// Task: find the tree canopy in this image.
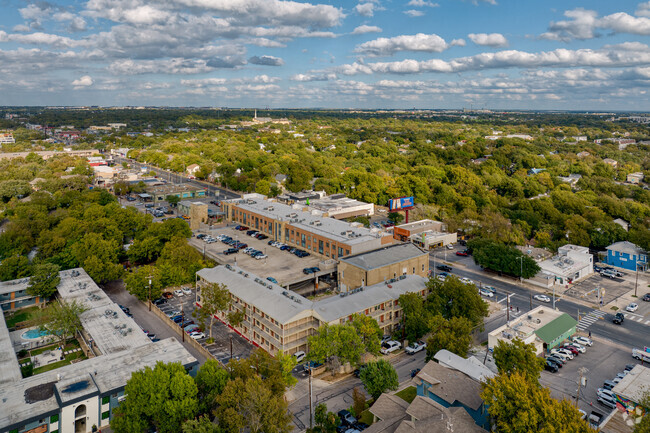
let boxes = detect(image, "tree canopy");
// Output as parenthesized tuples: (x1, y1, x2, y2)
(359, 359, 399, 400)
(493, 339, 546, 382)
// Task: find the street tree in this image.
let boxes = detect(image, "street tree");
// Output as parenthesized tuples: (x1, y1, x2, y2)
(194, 359, 230, 415)
(182, 415, 221, 433)
(27, 263, 61, 299)
(196, 282, 231, 339)
(493, 339, 545, 381)
(351, 313, 382, 354)
(633, 390, 650, 433)
(37, 299, 88, 347)
(387, 212, 405, 224)
(468, 239, 540, 278)
(359, 359, 399, 400)
(310, 403, 340, 433)
(481, 372, 590, 433)
(166, 195, 181, 207)
(123, 265, 163, 301)
(308, 323, 364, 367)
(112, 361, 199, 433)
(398, 292, 431, 343)
(425, 315, 473, 360)
(426, 277, 489, 328)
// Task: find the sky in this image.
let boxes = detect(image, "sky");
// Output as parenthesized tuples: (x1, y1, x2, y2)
(2, 0, 650, 109)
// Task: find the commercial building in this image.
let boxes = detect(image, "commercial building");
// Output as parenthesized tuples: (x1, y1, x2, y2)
(221, 194, 394, 259)
(178, 200, 208, 230)
(606, 241, 648, 272)
(145, 183, 207, 203)
(0, 149, 100, 161)
(277, 191, 374, 219)
(410, 230, 457, 250)
(488, 306, 577, 354)
(0, 269, 197, 433)
(196, 264, 429, 356)
(528, 244, 594, 288)
(611, 364, 650, 415)
(393, 219, 446, 242)
(337, 243, 429, 292)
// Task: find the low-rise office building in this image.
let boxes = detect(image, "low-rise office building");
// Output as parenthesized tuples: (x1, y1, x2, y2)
(0, 269, 198, 433)
(145, 183, 206, 203)
(488, 306, 577, 354)
(410, 230, 457, 250)
(196, 264, 429, 356)
(611, 364, 650, 415)
(393, 219, 446, 242)
(606, 241, 648, 272)
(337, 243, 429, 291)
(221, 194, 393, 259)
(528, 244, 593, 288)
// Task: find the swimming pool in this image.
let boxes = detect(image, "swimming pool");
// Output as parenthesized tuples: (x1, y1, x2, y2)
(21, 329, 50, 340)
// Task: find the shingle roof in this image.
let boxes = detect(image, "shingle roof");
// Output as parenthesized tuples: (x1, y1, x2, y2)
(370, 393, 410, 421)
(534, 313, 577, 344)
(339, 243, 427, 271)
(415, 361, 484, 411)
(607, 241, 646, 255)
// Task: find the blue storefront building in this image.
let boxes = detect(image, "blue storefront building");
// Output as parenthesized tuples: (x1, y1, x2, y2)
(606, 241, 648, 272)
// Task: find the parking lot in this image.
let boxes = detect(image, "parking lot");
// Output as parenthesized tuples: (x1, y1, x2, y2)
(192, 225, 336, 288)
(154, 286, 255, 363)
(565, 271, 638, 306)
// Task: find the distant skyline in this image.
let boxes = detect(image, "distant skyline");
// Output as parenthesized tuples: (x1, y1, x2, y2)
(2, 0, 650, 110)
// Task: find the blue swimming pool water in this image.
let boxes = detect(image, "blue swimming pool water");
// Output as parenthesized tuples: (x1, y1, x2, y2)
(22, 329, 50, 340)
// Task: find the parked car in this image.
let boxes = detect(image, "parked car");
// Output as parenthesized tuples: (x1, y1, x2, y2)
(600, 269, 618, 279)
(190, 331, 206, 340)
(224, 248, 239, 255)
(410, 368, 421, 378)
(545, 361, 559, 373)
(626, 303, 638, 312)
(172, 315, 184, 323)
(556, 348, 575, 359)
(533, 294, 551, 303)
(405, 341, 426, 354)
(380, 341, 402, 355)
(338, 410, 356, 427)
(266, 277, 279, 284)
(174, 289, 184, 297)
(643, 293, 650, 302)
(564, 342, 586, 353)
(303, 267, 315, 275)
(436, 265, 452, 272)
(153, 298, 167, 305)
(162, 291, 173, 299)
(456, 250, 469, 256)
(602, 380, 616, 391)
(446, 244, 454, 250)
(561, 345, 579, 356)
(572, 336, 593, 346)
(550, 350, 569, 362)
(597, 394, 617, 409)
(613, 312, 625, 324)
(181, 320, 194, 328)
(293, 351, 306, 363)
(182, 287, 192, 295)
(546, 357, 563, 368)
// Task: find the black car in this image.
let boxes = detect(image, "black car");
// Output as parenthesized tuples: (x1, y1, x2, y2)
(546, 357, 563, 368)
(153, 298, 166, 305)
(224, 248, 239, 255)
(338, 410, 356, 427)
(613, 312, 625, 324)
(354, 422, 370, 431)
(642, 293, 650, 302)
(436, 265, 452, 272)
(545, 361, 559, 373)
(196, 234, 206, 239)
(410, 368, 421, 378)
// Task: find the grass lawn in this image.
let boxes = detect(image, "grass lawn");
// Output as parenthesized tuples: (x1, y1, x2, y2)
(32, 351, 86, 375)
(4, 305, 40, 328)
(359, 409, 374, 426)
(395, 386, 417, 404)
(30, 339, 77, 356)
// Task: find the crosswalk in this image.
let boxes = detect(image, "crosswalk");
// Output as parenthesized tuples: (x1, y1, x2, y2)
(623, 312, 650, 325)
(576, 310, 606, 331)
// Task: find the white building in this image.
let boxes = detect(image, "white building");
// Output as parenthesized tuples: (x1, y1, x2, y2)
(528, 244, 593, 288)
(0, 133, 16, 144)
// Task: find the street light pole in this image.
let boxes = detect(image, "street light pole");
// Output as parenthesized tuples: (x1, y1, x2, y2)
(635, 263, 639, 297)
(148, 278, 152, 311)
(518, 256, 523, 284)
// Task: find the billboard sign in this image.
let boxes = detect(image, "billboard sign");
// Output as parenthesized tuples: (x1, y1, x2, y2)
(389, 196, 414, 211)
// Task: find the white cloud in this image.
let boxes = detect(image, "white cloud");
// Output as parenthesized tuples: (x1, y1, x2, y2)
(72, 75, 93, 87)
(108, 58, 220, 75)
(637, 2, 650, 17)
(352, 25, 382, 35)
(468, 32, 508, 47)
(407, 0, 438, 7)
(450, 38, 466, 46)
(355, 33, 448, 56)
(404, 10, 425, 17)
(542, 7, 650, 41)
(355, 2, 377, 17)
(248, 55, 284, 66)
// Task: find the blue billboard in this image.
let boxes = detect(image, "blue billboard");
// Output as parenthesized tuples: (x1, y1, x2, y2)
(389, 196, 414, 210)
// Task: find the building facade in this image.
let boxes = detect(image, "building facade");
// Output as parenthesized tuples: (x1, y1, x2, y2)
(393, 219, 446, 242)
(607, 241, 648, 271)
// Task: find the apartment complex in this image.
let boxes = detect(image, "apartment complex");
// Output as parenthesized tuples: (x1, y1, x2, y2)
(221, 194, 393, 259)
(337, 243, 429, 291)
(196, 265, 429, 356)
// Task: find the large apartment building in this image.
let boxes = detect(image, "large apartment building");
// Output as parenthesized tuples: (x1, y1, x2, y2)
(196, 265, 429, 356)
(221, 194, 393, 259)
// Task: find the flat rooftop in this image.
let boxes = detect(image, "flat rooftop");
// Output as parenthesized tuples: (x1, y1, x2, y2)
(339, 243, 427, 271)
(613, 364, 650, 402)
(395, 219, 442, 231)
(539, 255, 590, 278)
(490, 306, 563, 340)
(307, 196, 373, 211)
(228, 195, 388, 245)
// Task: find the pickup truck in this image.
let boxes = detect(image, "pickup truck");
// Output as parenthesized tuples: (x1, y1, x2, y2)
(380, 341, 401, 355)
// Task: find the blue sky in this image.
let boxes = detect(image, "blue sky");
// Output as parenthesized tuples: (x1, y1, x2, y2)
(2, 0, 650, 109)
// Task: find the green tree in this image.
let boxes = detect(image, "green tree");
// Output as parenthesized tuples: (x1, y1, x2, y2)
(351, 313, 382, 354)
(359, 359, 399, 400)
(196, 282, 231, 339)
(37, 299, 88, 346)
(255, 179, 271, 196)
(27, 263, 61, 299)
(426, 277, 488, 328)
(425, 315, 473, 359)
(307, 323, 365, 367)
(398, 292, 431, 342)
(481, 372, 590, 433)
(311, 403, 340, 433)
(387, 212, 405, 224)
(128, 236, 164, 263)
(0, 180, 31, 202)
(194, 359, 230, 415)
(167, 195, 181, 207)
(112, 361, 199, 433)
(493, 339, 545, 382)
(123, 265, 163, 301)
(182, 415, 221, 433)
(633, 391, 650, 433)
(468, 239, 540, 279)
(113, 181, 130, 196)
(352, 387, 367, 418)
(0, 254, 31, 281)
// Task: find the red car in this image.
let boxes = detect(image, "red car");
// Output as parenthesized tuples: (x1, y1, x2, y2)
(456, 250, 469, 256)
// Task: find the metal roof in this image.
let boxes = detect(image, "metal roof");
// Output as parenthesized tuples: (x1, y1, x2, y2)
(607, 241, 646, 255)
(534, 313, 577, 344)
(339, 243, 427, 271)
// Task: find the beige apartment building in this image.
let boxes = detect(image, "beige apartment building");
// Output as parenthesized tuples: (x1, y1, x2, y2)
(196, 265, 429, 356)
(221, 194, 394, 259)
(337, 243, 429, 292)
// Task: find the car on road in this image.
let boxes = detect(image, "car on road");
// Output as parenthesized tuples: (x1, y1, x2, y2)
(174, 289, 184, 297)
(405, 341, 426, 354)
(478, 288, 494, 297)
(436, 272, 448, 281)
(533, 294, 551, 303)
(460, 277, 474, 285)
(572, 336, 593, 346)
(545, 361, 559, 373)
(643, 293, 650, 302)
(436, 265, 452, 272)
(410, 368, 421, 378)
(224, 248, 239, 255)
(626, 303, 638, 312)
(483, 286, 497, 294)
(338, 410, 357, 427)
(456, 250, 469, 256)
(190, 332, 206, 340)
(182, 287, 192, 295)
(380, 341, 402, 355)
(613, 312, 625, 324)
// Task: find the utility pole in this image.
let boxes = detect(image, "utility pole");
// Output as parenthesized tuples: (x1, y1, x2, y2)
(576, 367, 588, 408)
(518, 256, 523, 284)
(506, 293, 510, 322)
(148, 277, 152, 311)
(230, 335, 233, 360)
(181, 303, 185, 342)
(309, 367, 313, 429)
(634, 263, 639, 297)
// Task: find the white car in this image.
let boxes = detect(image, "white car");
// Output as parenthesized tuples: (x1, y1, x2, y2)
(174, 289, 184, 297)
(380, 341, 402, 355)
(550, 350, 569, 361)
(293, 351, 306, 363)
(626, 303, 638, 313)
(254, 254, 268, 260)
(556, 348, 574, 360)
(478, 288, 494, 298)
(446, 244, 454, 250)
(460, 277, 474, 285)
(534, 294, 551, 303)
(405, 341, 426, 354)
(572, 336, 593, 347)
(190, 332, 205, 340)
(182, 287, 192, 295)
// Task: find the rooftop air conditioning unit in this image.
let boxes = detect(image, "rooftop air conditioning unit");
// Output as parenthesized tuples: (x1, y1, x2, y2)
(310, 221, 314, 225)
(268, 207, 274, 211)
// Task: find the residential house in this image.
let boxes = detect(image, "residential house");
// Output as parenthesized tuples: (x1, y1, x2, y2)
(627, 172, 644, 184)
(613, 218, 629, 232)
(186, 164, 201, 177)
(606, 241, 648, 272)
(603, 158, 618, 168)
(577, 151, 591, 158)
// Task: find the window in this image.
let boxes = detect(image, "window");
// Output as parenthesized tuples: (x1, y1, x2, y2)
(413, 267, 415, 274)
(50, 414, 59, 423)
(338, 247, 344, 257)
(102, 396, 110, 405)
(319, 240, 324, 254)
(301, 234, 306, 247)
(102, 411, 110, 420)
(422, 264, 425, 271)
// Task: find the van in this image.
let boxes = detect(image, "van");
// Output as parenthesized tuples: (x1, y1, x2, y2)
(603, 380, 616, 391)
(293, 351, 306, 363)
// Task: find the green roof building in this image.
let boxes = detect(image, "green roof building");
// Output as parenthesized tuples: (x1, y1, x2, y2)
(534, 313, 578, 350)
